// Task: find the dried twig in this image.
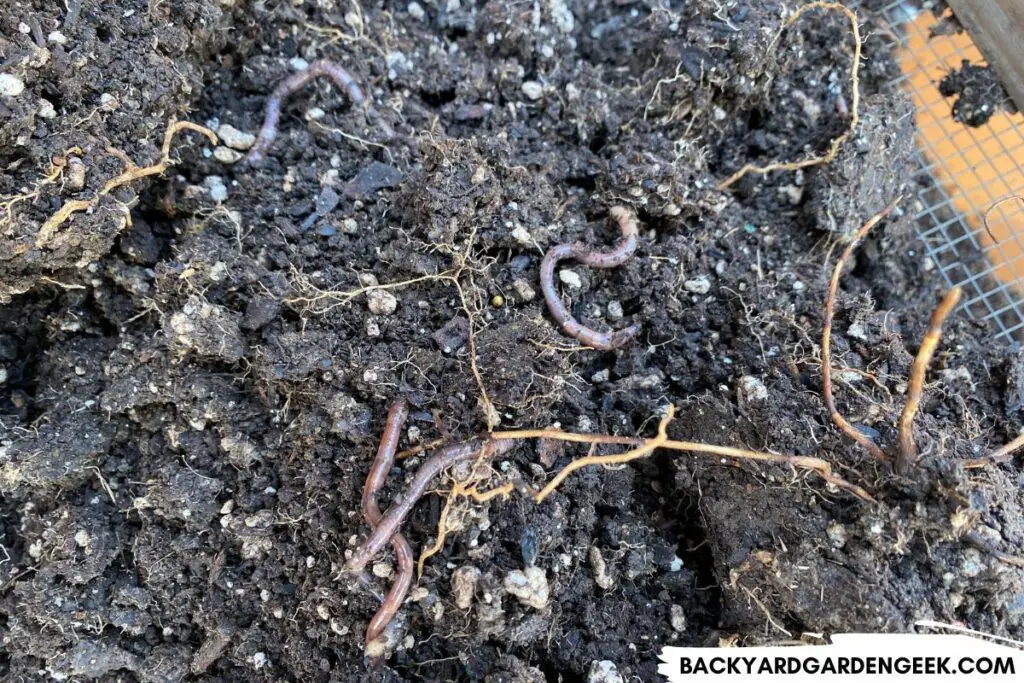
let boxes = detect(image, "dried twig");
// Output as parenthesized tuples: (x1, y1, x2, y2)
(717, 2, 862, 190)
(821, 197, 901, 462)
(896, 287, 962, 472)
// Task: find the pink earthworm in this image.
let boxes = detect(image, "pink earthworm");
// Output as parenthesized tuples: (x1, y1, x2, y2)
(540, 206, 642, 351)
(360, 400, 414, 644)
(346, 437, 517, 574)
(246, 59, 366, 164)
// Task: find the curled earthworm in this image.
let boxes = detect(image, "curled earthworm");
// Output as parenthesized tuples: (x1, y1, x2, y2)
(246, 59, 367, 164)
(360, 400, 414, 644)
(540, 206, 642, 351)
(346, 437, 516, 574)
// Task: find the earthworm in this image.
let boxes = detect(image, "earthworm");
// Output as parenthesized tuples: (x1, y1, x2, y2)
(246, 59, 366, 164)
(346, 437, 517, 573)
(361, 400, 414, 644)
(540, 206, 642, 351)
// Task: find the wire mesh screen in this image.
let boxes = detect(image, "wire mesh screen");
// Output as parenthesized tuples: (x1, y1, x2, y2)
(870, 2, 1024, 340)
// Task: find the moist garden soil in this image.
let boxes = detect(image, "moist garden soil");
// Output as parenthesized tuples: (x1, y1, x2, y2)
(2, 1, 1024, 681)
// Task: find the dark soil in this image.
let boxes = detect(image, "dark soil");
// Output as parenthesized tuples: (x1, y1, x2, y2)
(3, 1, 1024, 681)
(939, 60, 1018, 127)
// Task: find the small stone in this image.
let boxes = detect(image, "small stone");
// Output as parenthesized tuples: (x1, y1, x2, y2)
(366, 321, 381, 337)
(66, 157, 86, 191)
(366, 290, 398, 315)
(305, 107, 326, 121)
(372, 561, 393, 578)
(589, 546, 614, 590)
(961, 548, 984, 578)
(289, 56, 310, 71)
(684, 276, 711, 294)
(48, 31, 68, 45)
(217, 124, 256, 151)
(490, 294, 505, 308)
(74, 529, 91, 548)
(791, 279, 806, 292)
(0, 367, 7, 384)
(669, 604, 687, 633)
(214, 146, 243, 164)
(511, 226, 531, 245)
(471, 165, 487, 184)
(0, 74, 26, 97)
(606, 301, 623, 320)
(739, 375, 768, 402)
(503, 566, 549, 609)
(451, 565, 480, 610)
(779, 184, 804, 205)
(847, 322, 868, 341)
(342, 218, 359, 234)
(37, 98, 56, 118)
(205, 176, 228, 202)
(512, 278, 535, 302)
(99, 93, 119, 112)
(407, 1, 425, 20)
(826, 522, 847, 548)
(588, 660, 624, 683)
(521, 81, 544, 100)
(559, 269, 582, 290)
(591, 369, 610, 383)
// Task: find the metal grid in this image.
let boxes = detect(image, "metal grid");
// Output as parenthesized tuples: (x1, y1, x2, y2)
(870, 1, 1024, 340)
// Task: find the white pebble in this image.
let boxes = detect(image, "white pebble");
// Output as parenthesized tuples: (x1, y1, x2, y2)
(451, 565, 481, 610)
(739, 375, 768, 402)
(588, 660, 624, 683)
(407, 1, 425, 20)
(684, 276, 711, 294)
(217, 124, 256, 151)
(512, 278, 535, 302)
(289, 57, 309, 71)
(48, 31, 68, 45)
(0, 74, 26, 98)
(511, 226, 531, 245)
(99, 93, 119, 112)
(37, 98, 56, 119)
(213, 146, 243, 164)
(366, 290, 398, 315)
(606, 300, 623, 320)
(670, 604, 687, 632)
(305, 107, 326, 121)
(503, 566, 549, 609)
(521, 81, 544, 100)
(559, 269, 582, 290)
(205, 176, 228, 202)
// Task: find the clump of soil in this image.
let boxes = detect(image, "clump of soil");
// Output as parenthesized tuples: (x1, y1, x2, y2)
(939, 59, 1018, 127)
(2, 2, 1024, 681)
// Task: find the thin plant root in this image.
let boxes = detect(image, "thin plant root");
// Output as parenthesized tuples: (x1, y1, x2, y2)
(821, 197, 901, 462)
(492, 417, 874, 503)
(717, 1, 862, 190)
(35, 121, 216, 248)
(965, 532, 1024, 568)
(99, 121, 217, 195)
(34, 199, 92, 248)
(540, 206, 642, 350)
(246, 59, 367, 164)
(416, 472, 514, 578)
(963, 432, 1024, 468)
(896, 287, 962, 472)
(534, 406, 675, 503)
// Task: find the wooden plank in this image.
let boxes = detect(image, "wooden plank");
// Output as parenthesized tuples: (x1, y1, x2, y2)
(945, 0, 1024, 114)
